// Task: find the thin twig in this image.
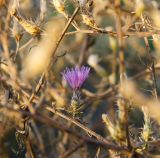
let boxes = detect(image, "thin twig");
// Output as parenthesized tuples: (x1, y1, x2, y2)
(46, 106, 130, 155)
(19, 38, 34, 51)
(65, 29, 160, 38)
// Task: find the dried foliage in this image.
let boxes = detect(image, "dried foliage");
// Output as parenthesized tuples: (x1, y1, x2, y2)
(1, 0, 160, 158)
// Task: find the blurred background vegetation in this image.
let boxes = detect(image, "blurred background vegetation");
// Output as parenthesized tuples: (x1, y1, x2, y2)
(1, 0, 160, 157)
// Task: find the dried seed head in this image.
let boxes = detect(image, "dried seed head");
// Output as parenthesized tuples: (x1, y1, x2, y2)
(82, 13, 96, 28)
(52, 0, 65, 14)
(20, 19, 41, 36)
(141, 106, 152, 142)
(117, 98, 126, 124)
(102, 114, 116, 140)
(141, 125, 151, 142)
(11, 9, 42, 36)
(116, 98, 127, 143)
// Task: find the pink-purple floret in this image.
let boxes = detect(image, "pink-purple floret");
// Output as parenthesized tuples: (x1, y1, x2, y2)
(62, 66, 90, 90)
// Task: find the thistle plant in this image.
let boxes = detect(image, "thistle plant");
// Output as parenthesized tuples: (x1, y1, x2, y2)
(141, 107, 152, 142)
(62, 66, 90, 119)
(2, 0, 160, 157)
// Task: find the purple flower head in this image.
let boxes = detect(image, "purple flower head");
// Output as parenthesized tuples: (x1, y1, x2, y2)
(62, 66, 90, 90)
